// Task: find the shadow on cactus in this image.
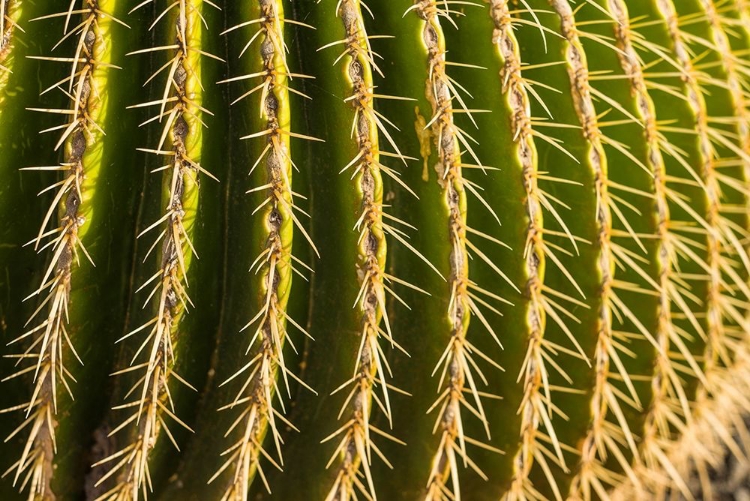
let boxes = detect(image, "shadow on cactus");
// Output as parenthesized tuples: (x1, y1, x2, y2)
(1, 0, 750, 500)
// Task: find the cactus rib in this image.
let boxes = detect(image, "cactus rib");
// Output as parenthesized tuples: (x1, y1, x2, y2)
(402, 2, 508, 499)
(541, 3, 635, 499)
(487, 3, 565, 500)
(317, 1, 410, 498)
(650, 1, 750, 497)
(599, 2, 711, 497)
(1, 1, 117, 496)
(94, 1, 218, 498)
(210, 1, 309, 498)
(651, 15, 726, 491)
(697, 0, 750, 359)
(554, 6, 633, 500)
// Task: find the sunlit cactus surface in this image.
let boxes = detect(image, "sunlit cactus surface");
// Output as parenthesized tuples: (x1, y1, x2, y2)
(2, 0, 750, 500)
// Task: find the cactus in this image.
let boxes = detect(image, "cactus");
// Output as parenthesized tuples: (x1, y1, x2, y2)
(2, 0, 750, 500)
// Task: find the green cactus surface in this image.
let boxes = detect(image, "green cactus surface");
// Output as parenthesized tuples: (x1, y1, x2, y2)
(2, 1, 750, 500)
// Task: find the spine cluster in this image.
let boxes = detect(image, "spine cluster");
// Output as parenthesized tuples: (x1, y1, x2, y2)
(0, 0, 18, 81)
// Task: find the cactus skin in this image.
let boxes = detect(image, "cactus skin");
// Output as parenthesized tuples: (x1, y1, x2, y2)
(2, 1, 750, 500)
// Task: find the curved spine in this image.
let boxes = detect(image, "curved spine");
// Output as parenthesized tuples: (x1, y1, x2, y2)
(210, 1, 305, 498)
(2, 1, 116, 496)
(94, 1, 218, 498)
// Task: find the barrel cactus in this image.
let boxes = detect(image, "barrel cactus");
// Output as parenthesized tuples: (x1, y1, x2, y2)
(2, 0, 750, 499)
